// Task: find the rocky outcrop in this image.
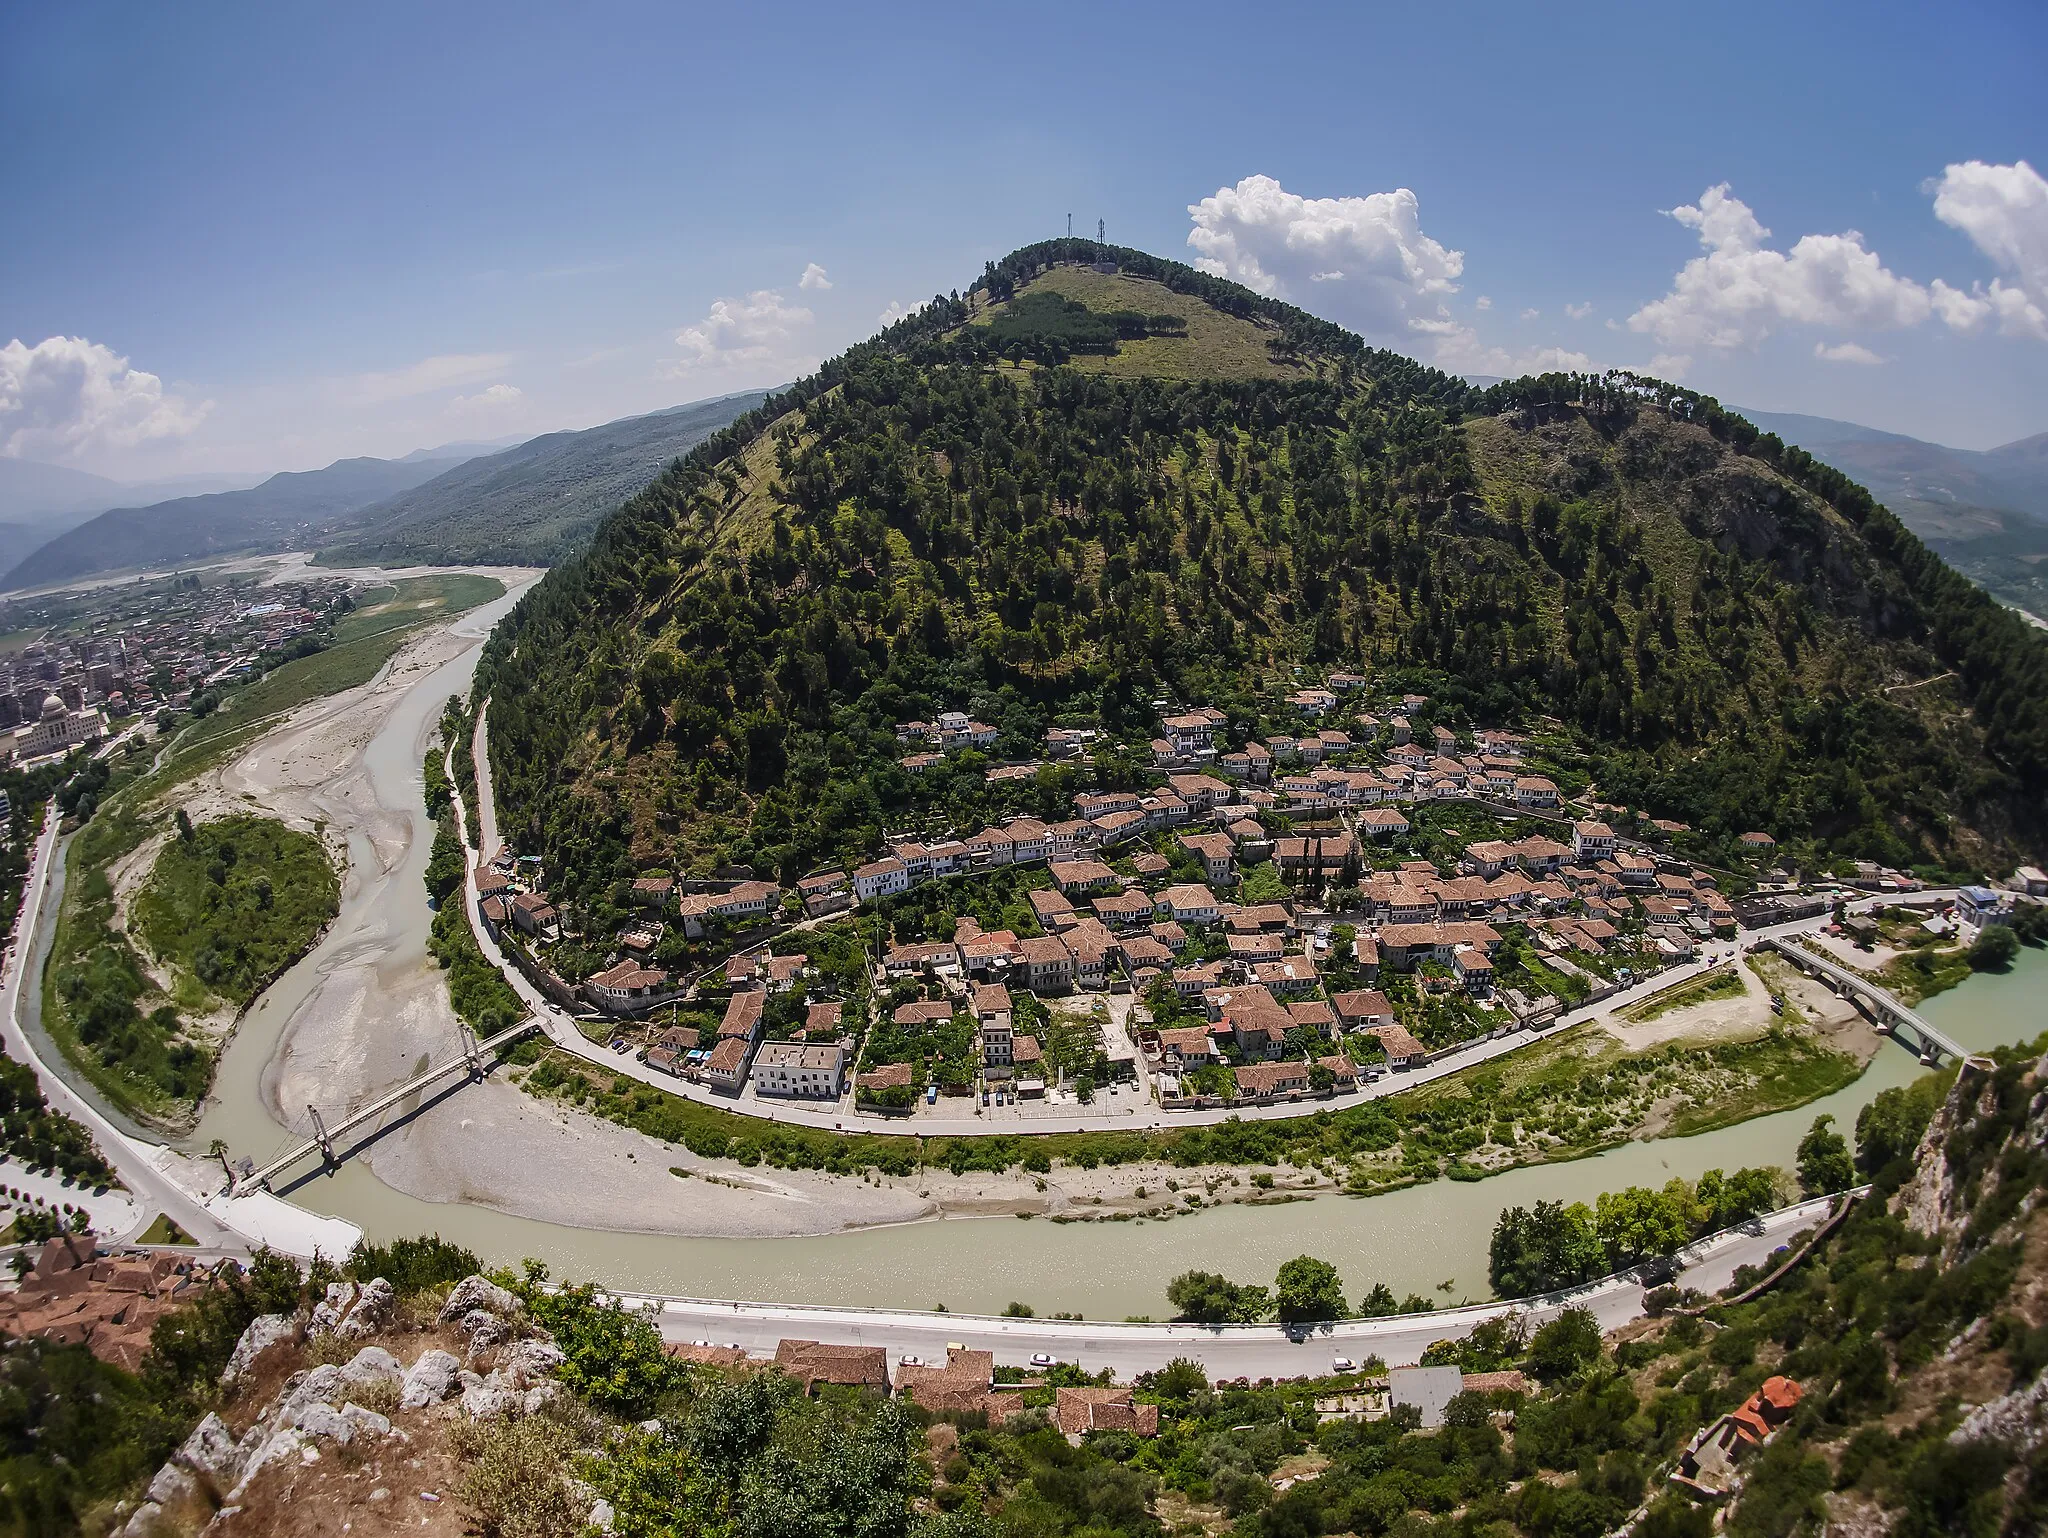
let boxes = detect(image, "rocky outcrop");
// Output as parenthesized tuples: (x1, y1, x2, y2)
(308, 1278, 397, 1341)
(400, 1348, 464, 1410)
(1898, 1052, 2048, 1258)
(1952, 1370, 2048, 1456)
(439, 1275, 521, 1322)
(220, 1314, 297, 1387)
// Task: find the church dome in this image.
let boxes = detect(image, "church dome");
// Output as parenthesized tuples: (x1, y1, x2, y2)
(40, 693, 65, 721)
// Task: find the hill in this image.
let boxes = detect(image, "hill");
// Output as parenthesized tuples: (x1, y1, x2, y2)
(0, 450, 484, 592)
(316, 390, 772, 568)
(475, 239, 2048, 900)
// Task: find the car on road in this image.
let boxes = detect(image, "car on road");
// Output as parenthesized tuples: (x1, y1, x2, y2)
(1332, 1357, 1355, 1373)
(1030, 1352, 1056, 1367)
(1284, 1324, 1309, 1342)
(898, 1354, 922, 1367)
(609, 1038, 629, 1052)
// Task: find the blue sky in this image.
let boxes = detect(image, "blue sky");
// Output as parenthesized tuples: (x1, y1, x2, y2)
(2, 0, 2044, 477)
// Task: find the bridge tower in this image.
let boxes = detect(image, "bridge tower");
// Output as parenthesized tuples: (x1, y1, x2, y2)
(308, 1105, 335, 1167)
(461, 1022, 484, 1080)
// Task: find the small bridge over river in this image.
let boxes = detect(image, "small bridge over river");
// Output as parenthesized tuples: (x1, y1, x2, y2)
(1755, 936, 1965, 1066)
(231, 1018, 538, 1193)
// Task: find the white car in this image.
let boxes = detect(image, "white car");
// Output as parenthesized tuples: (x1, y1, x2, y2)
(1030, 1352, 1056, 1367)
(1332, 1357, 1356, 1373)
(899, 1354, 922, 1367)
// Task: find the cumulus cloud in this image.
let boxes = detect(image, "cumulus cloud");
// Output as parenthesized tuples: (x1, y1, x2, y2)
(0, 335, 208, 461)
(449, 383, 526, 414)
(1926, 159, 2048, 340)
(1565, 301, 1595, 320)
(1420, 317, 1595, 377)
(876, 300, 910, 329)
(1628, 184, 1933, 349)
(1186, 174, 1463, 339)
(1814, 341, 1885, 365)
(1520, 308, 1540, 321)
(1475, 296, 1492, 311)
(346, 351, 512, 406)
(1650, 353, 1693, 380)
(799, 262, 833, 291)
(668, 290, 815, 377)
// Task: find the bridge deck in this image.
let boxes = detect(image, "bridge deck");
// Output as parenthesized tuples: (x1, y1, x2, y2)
(242, 1019, 537, 1190)
(1758, 936, 1965, 1062)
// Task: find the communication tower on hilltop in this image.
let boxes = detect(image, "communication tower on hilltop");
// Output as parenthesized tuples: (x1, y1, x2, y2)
(1097, 218, 1105, 242)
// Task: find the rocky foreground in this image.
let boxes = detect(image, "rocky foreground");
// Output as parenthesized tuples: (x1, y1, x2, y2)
(119, 1272, 594, 1538)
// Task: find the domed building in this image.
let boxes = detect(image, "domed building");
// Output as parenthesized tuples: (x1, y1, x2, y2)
(12, 691, 106, 763)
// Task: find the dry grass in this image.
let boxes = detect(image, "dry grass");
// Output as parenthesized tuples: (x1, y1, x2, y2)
(997, 268, 1308, 383)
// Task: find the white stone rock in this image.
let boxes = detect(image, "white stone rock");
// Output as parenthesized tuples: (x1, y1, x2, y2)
(309, 1281, 358, 1336)
(588, 1498, 616, 1533)
(340, 1404, 394, 1439)
(145, 1465, 198, 1507)
(175, 1412, 248, 1491)
(399, 1349, 463, 1410)
(279, 1365, 344, 1422)
(458, 1308, 509, 1350)
(460, 1382, 518, 1421)
(522, 1381, 562, 1417)
(220, 1314, 297, 1387)
(501, 1338, 566, 1385)
(340, 1346, 404, 1391)
(120, 1500, 164, 1538)
(439, 1274, 520, 1322)
(336, 1277, 396, 1340)
(294, 1403, 353, 1443)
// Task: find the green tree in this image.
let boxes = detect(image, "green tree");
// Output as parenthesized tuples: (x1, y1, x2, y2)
(1967, 924, 2019, 971)
(1526, 1305, 1603, 1382)
(1855, 1077, 1945, 1176)
(1490, 1200, 1604, 1296)
(1273, 1255, 1346, 1324)
(1595, 1185, 1693, 1269)
(1165, 1270, 1269, 1324)
(1796, 1114, 1856, 1198)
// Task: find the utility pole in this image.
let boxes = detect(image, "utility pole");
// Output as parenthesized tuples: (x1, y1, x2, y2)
(1067, 213, 1072, 238)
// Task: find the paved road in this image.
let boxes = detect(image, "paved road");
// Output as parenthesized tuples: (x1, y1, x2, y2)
(617, 1193, 1844, 1378)
(0, 809, 239, 1249)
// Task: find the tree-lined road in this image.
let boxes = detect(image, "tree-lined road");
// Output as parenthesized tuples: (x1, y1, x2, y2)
(616, 1193, 1846, 1378)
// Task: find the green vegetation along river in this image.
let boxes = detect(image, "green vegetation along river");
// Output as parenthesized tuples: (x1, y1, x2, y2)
(161, 558, 2048, 1314)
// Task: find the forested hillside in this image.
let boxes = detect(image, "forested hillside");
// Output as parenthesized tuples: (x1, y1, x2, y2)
(477, 240, 2048, 903)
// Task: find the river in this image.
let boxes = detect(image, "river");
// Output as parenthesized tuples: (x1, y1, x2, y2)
(153, 589, 2048, 1318)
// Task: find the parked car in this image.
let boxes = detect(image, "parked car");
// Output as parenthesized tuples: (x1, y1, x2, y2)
(1030, 1352, 1055, 1367)
(1332, 1356, 1356, 1373)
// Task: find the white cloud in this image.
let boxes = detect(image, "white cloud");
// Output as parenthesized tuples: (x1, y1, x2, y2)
(345, 351, 512, 406)
(1186, 174, 1463, 339)
(1650, 353, 1693, 379)
(0, 335, 208, 461)
(799, 262, 833, 291)
(667, 290, 815, 377)
(1475, 296, 1492, 311)
(1422, 318, 1595, 377)
(1520, 307, 1540, 321)
(1565, 301, 1595, 320)
(1628, 184, 1933, 349)
(1814, 341, 1884, 365)
(876, 300, 910, 329)
(1926, 159, 2048, 340)
(449, 383, 526, 414)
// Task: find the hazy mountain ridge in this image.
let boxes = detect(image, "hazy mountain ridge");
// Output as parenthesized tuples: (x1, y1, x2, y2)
(315, 391, 773, 568)
(0, 453, 477, 592)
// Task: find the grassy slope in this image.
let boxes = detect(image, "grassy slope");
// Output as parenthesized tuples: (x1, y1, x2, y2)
(39, 573, 504, 1123)
(999, 267, 1309, 382)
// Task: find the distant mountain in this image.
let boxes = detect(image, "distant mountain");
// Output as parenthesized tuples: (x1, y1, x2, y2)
(317, 391, 772, 568)
(1735, 407, 2048, 620)
(0, 458, 264, 524)
(0, 451, 485, 592)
